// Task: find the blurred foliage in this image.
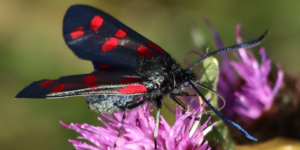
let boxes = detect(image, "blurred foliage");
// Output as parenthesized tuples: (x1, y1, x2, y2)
(1, 0, 300, 150)
(200, 57, 235, 150)
(236, 137, 300, 150)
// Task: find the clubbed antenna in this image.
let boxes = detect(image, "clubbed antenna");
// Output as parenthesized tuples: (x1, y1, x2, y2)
(189, 30, 269, 70)
(189, 80, 258, 141)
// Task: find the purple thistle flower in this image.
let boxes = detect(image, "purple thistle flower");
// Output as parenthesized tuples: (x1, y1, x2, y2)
(213, 24, 284, 122)
(61, 103, 216, 150)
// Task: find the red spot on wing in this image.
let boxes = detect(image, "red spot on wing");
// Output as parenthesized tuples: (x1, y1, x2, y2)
(39, 80, 55, 88)
(86, 83, 98, 90)
(137, 45, 156, 57)
(98, 63, 112, 69)
(70, 27, 84, 39)
(102, 37, 118, 52)
(115, 29, 127, 38)
(147, 40, 166, 54)
(83, 75, 97, 83)
(118, 85, 147, 94)
(90, 15, 104, 31)
(51, 84, 65, 93)
(119, 77, 142, 84)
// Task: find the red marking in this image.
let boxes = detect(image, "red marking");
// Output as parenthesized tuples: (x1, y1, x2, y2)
(51, 84, 65, 93)
(86, 83, 98, 90)
(70, 27, 84, 39)
(147, 40, 166, 54)
(118, 85, 147, 94)
(102, 37, 118, 52)
(90, 15, 103, 31)
(119, 77, 142, 84)
(115, 29, 127, 38)
(137, 45, 156, 57)
(83, 75, 97, 83)
(39, 80, 54, 88)
(98, 63, 112, 69)
(97, 71, 109, 73)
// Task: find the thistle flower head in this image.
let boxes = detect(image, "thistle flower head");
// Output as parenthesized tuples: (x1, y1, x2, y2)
(61, 103, 216, 150)
(214, 25, 284, 122)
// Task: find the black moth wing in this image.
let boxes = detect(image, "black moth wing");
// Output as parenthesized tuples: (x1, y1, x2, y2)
(15, 71, 148, 99)
(63, 4, 169, 70)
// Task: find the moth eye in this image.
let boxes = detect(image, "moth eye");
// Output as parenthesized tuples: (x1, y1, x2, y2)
(183, 81, 190, 87)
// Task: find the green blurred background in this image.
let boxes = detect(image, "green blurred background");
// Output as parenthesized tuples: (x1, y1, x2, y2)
(1, 0, 300, 149)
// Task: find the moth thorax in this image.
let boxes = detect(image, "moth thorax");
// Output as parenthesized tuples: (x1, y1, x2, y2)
(176, 70, 198, 90)
(148, 72, 165, 88)
(138, 55, 182, 94)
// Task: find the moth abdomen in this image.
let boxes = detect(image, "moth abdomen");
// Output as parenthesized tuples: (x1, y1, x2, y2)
(85, 95, 141, 114)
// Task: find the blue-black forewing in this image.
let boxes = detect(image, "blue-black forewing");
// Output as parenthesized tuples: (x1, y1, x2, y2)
(63, 5, 168, 70)
(15, 71, 146, 98)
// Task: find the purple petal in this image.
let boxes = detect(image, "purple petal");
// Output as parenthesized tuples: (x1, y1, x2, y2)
(62, 103, 216, 149)
(272, 63, 284, 95)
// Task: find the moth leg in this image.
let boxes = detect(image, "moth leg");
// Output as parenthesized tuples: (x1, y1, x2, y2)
(170, 94, 206, 121)
(175, 88, 226, 113)
(114, 100, 146, 148)
(174, 91, 199, 96)
(176, 83, 226, 99)
(114, 108, 127, 148)
(170, 94, 188, 113)
(126, 99, 147, 110)
(154, 96, 162, 149)
(173, 92, 205, 106)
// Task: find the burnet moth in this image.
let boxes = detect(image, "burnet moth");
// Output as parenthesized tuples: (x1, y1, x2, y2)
(15, 4, 269, 148)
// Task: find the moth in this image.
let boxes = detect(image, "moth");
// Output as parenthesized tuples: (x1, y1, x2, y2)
(16, 5, 268, 148)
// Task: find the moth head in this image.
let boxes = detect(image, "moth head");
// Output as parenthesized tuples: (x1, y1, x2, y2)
(180, 69, 197, 87)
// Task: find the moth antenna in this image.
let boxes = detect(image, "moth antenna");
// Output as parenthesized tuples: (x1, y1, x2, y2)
(189, 30, 269, 70)
(189, 80, 258, 141)
(194, 82, 226, 113)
